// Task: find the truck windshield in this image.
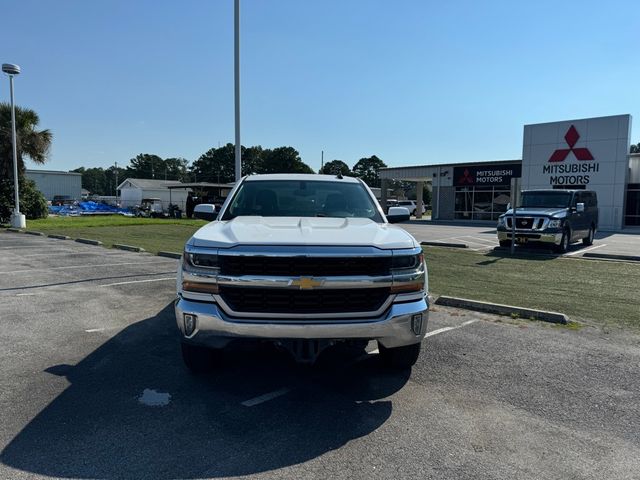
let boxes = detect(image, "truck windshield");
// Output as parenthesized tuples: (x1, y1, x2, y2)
(221, 180, 383, 222)
(520, 192, 571, 208)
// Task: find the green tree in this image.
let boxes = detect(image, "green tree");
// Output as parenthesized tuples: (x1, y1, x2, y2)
(0, 103, 51, 220)
(352, 155, 387, 187)
(190, 144, 238, 183)
(631, 142, 640, 154)
(319, 160, 351, 176)
(72, 167, 108, 195)
(260, 146, 314, 174)
(125, 153, 165, 179)
(162, 157, 190, 181)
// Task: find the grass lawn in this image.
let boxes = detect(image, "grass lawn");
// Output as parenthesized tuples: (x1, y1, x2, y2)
(8, 215, 640, 328)
(24, 216, 206, 254)
(424, 246, 640, 329)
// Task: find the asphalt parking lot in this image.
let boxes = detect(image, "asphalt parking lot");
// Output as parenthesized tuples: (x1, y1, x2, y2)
(1, 231, 639, 479)
(401, 221, 640, 257)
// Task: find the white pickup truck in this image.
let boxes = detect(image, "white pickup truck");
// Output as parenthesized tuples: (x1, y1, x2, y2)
(175, 173, 429, 370)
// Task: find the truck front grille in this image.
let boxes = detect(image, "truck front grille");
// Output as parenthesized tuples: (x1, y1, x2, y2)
(219, 286, 391, 315)
(219, 256, 391, 277)
(506, 217, 545, 229)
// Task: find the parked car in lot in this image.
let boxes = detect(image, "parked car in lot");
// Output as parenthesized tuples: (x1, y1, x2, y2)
(496, 189, 598, 253)
(175, 173, 429, 370)
(397, 200, 427, 216)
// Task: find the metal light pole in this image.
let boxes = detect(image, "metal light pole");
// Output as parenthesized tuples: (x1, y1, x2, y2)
(2, 63, 25, 229)
(234, 0, 241, 182)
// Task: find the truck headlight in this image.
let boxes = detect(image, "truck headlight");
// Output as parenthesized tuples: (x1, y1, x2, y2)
(186, 252, 219, 269)
(497, 216, 505, 227)
(391, 253, 423, 270)
(391, 253, 426, 293)
(548, 219, 562, 228)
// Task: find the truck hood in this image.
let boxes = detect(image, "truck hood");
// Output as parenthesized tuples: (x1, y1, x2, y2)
(502, 207, 567, 218)
(189, 216, 417, 250)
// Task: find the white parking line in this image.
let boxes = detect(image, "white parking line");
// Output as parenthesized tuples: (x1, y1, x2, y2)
(564, 243, 606, 256)
(99, 277, 175, 287)
(241, 388, 291, 407)
(425, 319, 479, 337)
(0, 261, 176, 275)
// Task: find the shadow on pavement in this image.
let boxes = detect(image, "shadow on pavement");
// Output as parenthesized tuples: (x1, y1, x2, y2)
(1, 303, 409, 479)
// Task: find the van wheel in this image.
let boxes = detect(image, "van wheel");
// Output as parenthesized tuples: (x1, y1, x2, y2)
(378, 342, 421, 369)
(181, 342, 212, 373)
(555, 228, 570, 253)
(582, 226, 595, 246)
(499, 240, 511, 248)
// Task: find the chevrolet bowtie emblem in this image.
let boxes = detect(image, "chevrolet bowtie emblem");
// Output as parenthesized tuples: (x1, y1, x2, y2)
(291, 277, 324, 290)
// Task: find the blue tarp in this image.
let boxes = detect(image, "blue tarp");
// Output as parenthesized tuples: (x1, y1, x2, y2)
(48, 201, 133, 216)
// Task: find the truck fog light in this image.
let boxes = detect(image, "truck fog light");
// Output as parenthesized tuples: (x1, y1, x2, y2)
(183, 314, 197, 336)
(411, 313, 423, 335)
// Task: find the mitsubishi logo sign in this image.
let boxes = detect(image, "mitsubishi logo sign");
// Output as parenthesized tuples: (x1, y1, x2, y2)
(459, 168, 474, 185)
(549, 125, 594, 162)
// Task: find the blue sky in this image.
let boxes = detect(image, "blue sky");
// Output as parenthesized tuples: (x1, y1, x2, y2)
(2, 0, 638, 172)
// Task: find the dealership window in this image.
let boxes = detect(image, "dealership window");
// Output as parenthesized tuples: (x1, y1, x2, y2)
(455, 186, 510, 220)
(625, 184, 640, 226)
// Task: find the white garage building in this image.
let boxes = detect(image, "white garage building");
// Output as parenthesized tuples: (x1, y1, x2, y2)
(117, 178, 190, 210)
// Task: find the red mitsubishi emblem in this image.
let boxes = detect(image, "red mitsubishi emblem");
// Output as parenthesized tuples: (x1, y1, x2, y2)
(459, 168, 474, 184)
(549, 125, 594, 162)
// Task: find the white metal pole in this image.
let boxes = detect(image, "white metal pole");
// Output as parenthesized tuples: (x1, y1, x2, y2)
(9, 75, 20, 216)
(234, 0, 242, 182)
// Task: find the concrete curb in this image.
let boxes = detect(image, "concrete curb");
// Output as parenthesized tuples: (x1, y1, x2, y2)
(24, 231, 45, 236)
(157, 251, 182, 259)
(75, 238, 103, 246)
(434, 295, 568, 324)
(6, 228, 23, 233)
(421, 241, 468, 249)
(114, 243, 146, 253)
(583, 252, 640, 262)
(47, 234, 72, 240)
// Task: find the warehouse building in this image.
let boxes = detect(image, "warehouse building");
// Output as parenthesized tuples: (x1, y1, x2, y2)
(380, 114, 638, 231)
(25, 169, 82, 202)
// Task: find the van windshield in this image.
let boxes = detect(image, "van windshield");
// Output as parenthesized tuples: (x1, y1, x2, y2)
(520, 192, 571, 209)
(221, 180, 383, 222)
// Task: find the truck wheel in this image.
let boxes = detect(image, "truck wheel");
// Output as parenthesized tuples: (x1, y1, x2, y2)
(378, 342, 421, 369)
(499, 240, 511, 248)
(181, 342, 212, 373)
(555, 228, 570, 254)
(582, 226, 595, 246)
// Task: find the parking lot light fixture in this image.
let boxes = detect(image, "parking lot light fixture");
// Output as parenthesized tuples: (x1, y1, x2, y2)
(2, 63, 25, 229)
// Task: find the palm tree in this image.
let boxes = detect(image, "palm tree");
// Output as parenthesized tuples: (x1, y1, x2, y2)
(0, 103, 52, 179)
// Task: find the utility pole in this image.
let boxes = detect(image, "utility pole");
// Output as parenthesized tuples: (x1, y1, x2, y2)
(114, 161, 119, 203)
(321, 150, 324, 172)
(234, 0, 242, 182)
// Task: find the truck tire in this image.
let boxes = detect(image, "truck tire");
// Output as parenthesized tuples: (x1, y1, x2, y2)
(582, 226, 595, 246)
(181, 342, 212, 373)
(499, 240, 511, 248)
(555, 228, 570, 254)
(378, 342, 421, 369)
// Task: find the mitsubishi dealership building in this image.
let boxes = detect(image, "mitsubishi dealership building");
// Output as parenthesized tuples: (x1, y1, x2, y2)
(379, 114, 639, 231)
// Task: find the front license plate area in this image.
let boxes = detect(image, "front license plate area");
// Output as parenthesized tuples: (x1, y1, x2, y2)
(517, 236, 528, 243)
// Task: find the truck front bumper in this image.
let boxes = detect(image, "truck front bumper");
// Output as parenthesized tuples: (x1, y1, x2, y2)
(175, 296, 429, 349)
(497, 230, 562, 245)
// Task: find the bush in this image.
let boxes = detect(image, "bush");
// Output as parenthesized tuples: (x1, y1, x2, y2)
(0, 176, 48, 222)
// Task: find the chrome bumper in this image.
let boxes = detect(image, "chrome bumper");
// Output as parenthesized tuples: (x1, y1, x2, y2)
(175, 296, 429, 349)
(497, 231, 562, 245)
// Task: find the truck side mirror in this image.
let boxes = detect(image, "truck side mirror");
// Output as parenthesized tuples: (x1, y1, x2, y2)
(576, 202, 585, 213)
(387, 206, 411, 223)
(193, 204, 217, 221)
(506, 202, 511, 210)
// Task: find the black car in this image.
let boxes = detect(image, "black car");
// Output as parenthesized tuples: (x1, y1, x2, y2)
(497, 189, 598, 253)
